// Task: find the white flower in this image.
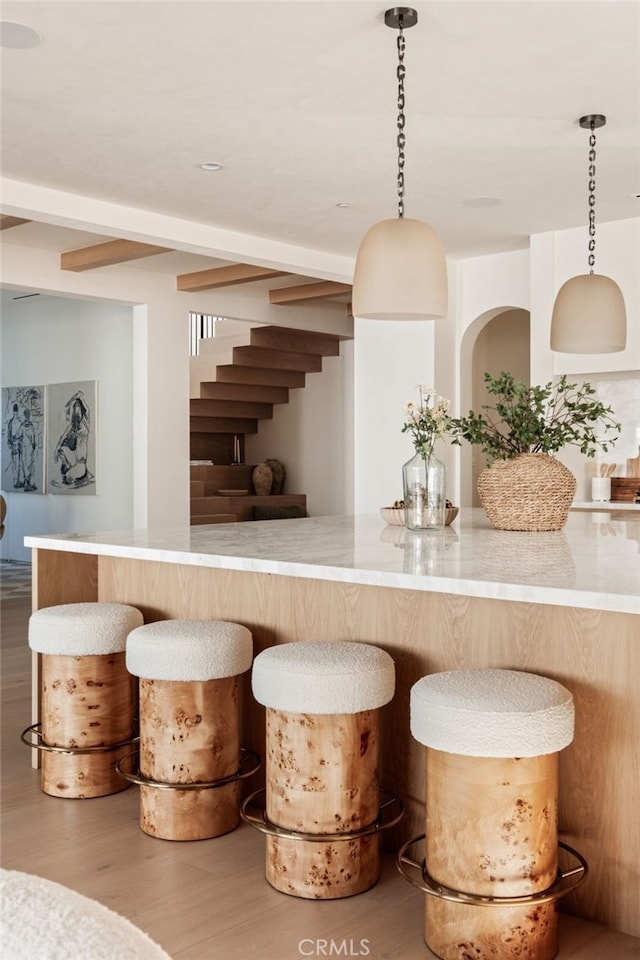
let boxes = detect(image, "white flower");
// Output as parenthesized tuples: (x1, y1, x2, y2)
(401, 386, 451, 457)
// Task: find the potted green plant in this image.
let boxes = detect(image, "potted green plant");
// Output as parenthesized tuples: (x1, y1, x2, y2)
(449, 372, 620, 531)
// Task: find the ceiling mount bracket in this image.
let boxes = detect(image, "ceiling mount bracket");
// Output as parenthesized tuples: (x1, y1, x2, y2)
(579, 114, 606, 129)
(384, 7, 418, 30)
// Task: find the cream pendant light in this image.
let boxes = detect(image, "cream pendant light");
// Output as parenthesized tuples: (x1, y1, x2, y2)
(352, 7, 448, 321)
(550, 115, 626, 353)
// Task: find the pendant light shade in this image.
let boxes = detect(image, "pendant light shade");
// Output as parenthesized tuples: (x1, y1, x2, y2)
(550, 273, 626, 354)
(550, 114, 626, 353)
(352, 217, 447, 321)
(352, 8, 448, 321)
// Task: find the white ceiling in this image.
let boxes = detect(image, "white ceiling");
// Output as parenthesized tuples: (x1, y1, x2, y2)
(1, 1, 639, 277)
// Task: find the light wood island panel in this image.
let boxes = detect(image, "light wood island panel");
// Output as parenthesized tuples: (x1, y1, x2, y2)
(29, 546, 639, 939)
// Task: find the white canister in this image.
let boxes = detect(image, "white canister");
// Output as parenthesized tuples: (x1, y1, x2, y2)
(591, 477, 611, 502)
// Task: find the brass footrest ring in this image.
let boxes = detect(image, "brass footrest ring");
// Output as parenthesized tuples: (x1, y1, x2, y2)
(240, 787, 403, 842)
(114, 747, 261, 791)
(20, 722, 138, 756)
(397, 835, 588, 906)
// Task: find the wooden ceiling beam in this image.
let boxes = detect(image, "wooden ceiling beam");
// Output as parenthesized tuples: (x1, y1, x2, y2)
(268, 281, 352, 305)
(0, 216, 31, 230)
(177, 263, 289, 292)
(61, 239, 171, 272)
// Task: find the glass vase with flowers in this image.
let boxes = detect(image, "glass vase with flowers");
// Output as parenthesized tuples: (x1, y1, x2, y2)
(401, 386, 451, 530)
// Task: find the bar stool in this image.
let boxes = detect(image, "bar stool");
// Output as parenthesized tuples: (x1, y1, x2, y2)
(22, 602, 144, 798)
(242, 640, 403, 899)
(120, 618, 259, 841)
(397, 668, 588, 960)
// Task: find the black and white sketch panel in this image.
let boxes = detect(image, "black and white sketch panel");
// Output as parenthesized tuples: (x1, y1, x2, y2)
(1, 385, 46, 494)
(47, 380, 98, 495)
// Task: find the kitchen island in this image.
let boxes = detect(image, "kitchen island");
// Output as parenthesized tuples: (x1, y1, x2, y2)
(25, 509, 639, 938)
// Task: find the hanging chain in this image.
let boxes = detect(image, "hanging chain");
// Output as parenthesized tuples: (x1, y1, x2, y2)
(396, 17, 406, 218)
(587, 121, 597, 273)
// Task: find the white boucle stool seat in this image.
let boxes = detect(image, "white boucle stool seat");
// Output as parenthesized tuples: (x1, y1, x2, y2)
(126, 619, 253, 681)
(29, 602, 144, 656)
(411, 667, 574, 757)
(251, 640, 395, 715)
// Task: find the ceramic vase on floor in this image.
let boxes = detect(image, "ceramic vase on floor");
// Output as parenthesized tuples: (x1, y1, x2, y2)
(266, 459, 285, 495)
(402, 452, 447, 530)
(252, 463, 273, 496)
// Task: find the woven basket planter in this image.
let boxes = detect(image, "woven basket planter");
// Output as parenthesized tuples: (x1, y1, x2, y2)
(477, 453, 576, 532)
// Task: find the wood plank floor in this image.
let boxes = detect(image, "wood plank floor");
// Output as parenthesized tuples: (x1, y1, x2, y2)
(1, 561, 639, 959)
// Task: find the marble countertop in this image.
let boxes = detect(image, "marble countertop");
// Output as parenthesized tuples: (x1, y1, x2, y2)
(25, 508, 640, 615)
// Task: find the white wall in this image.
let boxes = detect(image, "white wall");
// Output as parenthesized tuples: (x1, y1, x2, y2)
(441, 249, 530, 506)
(1, 294, 134, 560)
(246, 340, 354, 517)
(472, 309, 530, 391)
(468, 309, 530, 505)
(354, 318, 437, 514)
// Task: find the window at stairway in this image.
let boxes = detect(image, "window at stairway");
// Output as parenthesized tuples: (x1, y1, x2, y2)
(189, 313, 222, 356)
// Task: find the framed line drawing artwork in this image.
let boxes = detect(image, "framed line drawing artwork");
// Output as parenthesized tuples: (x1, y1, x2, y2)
(47, 380, 98, 495)
(1, 384, 46, 494)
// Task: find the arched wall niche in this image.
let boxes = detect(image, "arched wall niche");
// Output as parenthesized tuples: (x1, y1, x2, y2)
(458, 306, 530, 506)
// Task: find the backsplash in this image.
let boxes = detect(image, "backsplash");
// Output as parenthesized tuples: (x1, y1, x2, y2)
(558, 374, 640, 501)
(597, 377, 640, 477)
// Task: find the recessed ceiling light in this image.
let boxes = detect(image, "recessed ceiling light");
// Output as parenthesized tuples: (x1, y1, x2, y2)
(198, 162, 223, 172)
(461, 197, 502, 208)
(0, 21, 42, 48)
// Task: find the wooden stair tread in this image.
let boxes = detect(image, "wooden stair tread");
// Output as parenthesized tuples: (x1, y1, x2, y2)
(199, 382, 289, 404)
(190, 398, 273, 419)
(249, 325, 343, 356)
(232, 345, 322, 373)
(190, 416, 258, 434)
(216, 365, 306, 388)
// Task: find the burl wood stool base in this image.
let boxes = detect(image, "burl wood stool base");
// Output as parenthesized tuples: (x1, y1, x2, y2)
(116, 677, 259, 841)
(397, 751, 587, 960)
(22, 652, 135, 799)
(241, 709, 403, 900)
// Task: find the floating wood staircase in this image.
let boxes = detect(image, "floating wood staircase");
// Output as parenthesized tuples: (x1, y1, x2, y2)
(190, 324, 348, 462)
